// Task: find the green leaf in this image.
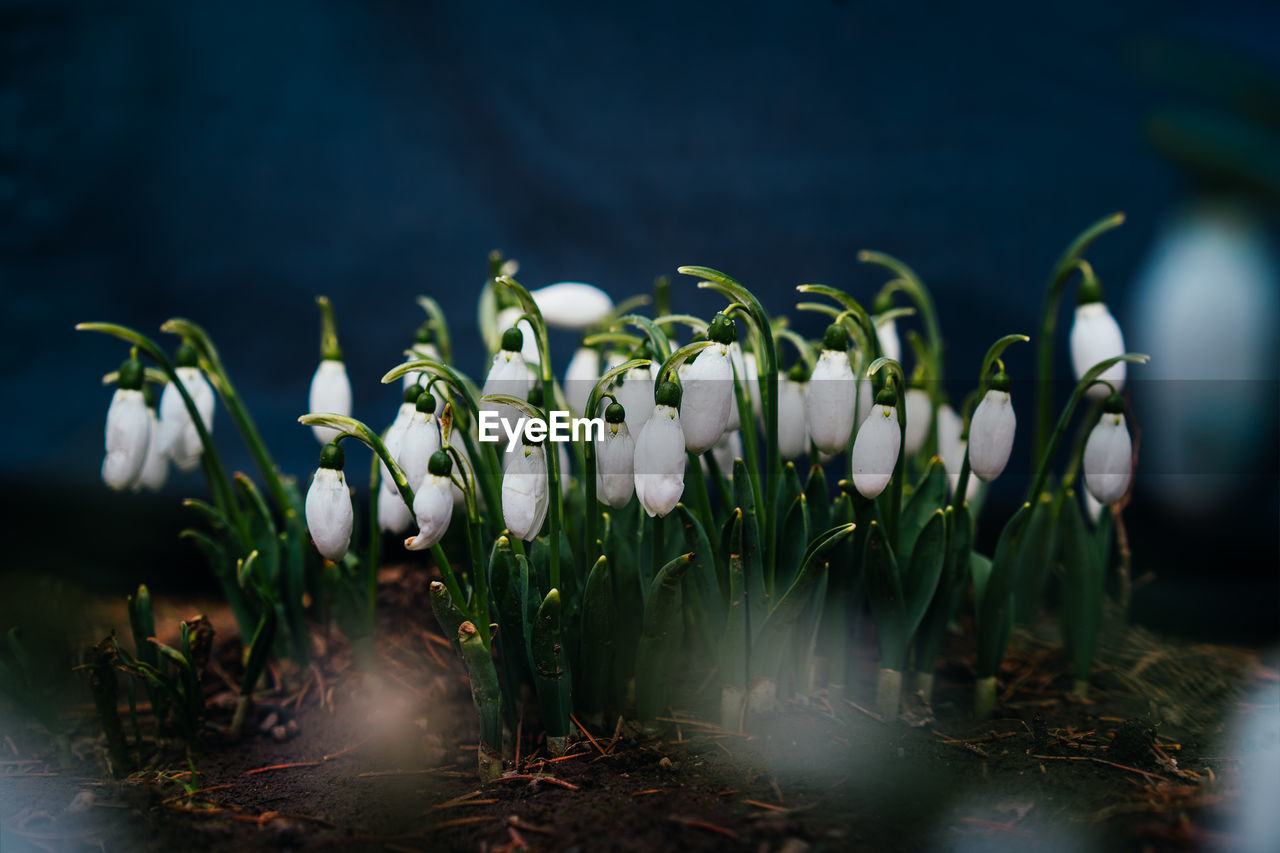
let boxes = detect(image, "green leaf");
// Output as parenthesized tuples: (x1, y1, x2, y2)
(530, 589, 570, 738)
(805, 465, 830, 535)
(579, 556, 614, 715)
(732, 459, 767, 626)
(898, 457, 947, 558)
(719, 509, 748, 690)
(635, 553, 695, 719)
(457, 621, 504, 754)
(674, 503, 725, 637)
(864, 522, 908, 670)
(902, 509, 947, 639)
(975, 501, 1035, 678)
(1059, 492, 1104, 683)
(774, 494, 810, 592)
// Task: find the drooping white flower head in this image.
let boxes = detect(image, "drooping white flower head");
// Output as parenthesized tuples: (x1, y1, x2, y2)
(680, 313, 738, 454)
(854, 370, 876, 427)
(937, 404, 980, 502)
(1083, 393, 1133, 505)
(1082, 487, 1103, 526)
(1069, 276, 1126, 397)
(398, 391, 442, 494)
(564, 345, 600, 416)
(402, 323, 442, 391)
(481, 327, 534, 441)
(633, 381, 687, 518)
(102, 358, 151, 492)
(530, 281, 615, 330)
(502, 441, 549, 541)
(777, 365, 809, 460)
(903, 386, 932, 456)
(806, 323, 856, 457)
(724, 342, 760, 430)
(405, 451, 456, 551)
(705, 429, 744, 481)
(851, 388, 901, 499)
(157, 343, 215, 473)
(377, 386, 421, 533)
(967, 373, 1016, 483)
(308, 359, 353, 445)
(595, 401, 635, 508)
(133, 402, 169, 493)
(876, 318, 901, 364)
(495, 309, 541, 366)
(614, 357, 655, 439)
(305, 443, 353, 562)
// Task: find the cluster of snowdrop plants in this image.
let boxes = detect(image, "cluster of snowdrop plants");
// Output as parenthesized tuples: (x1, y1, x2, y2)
(82, 217, 1147, 778)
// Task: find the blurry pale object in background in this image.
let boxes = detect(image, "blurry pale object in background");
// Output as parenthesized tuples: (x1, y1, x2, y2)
(1129, 202, 1279, 513)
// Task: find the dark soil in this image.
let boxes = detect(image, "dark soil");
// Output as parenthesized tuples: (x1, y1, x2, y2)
(1, 566, 1274, 852)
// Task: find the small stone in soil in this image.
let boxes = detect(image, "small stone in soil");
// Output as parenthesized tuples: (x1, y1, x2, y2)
(65, 791, 95, 814)
(270, 725, 289, 742)
(259, 712, 280, 733)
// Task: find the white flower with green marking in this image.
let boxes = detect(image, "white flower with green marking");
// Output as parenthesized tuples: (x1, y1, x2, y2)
(634, 381, 687, 518)
(968, 373, 1016, 482)
(806, 324, 856, 456)
(406, 451, 455, 551)
(305, 443, 353, 562)
(1083, 393, 1133, 505)
(502, 442, 548, 541)
(851, 388, 901, 499)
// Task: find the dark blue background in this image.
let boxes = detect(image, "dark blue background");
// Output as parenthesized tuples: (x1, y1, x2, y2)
(3, 1, 1276, 639)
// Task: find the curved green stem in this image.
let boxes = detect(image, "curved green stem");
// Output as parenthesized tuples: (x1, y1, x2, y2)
(316, 296, 342, 360)
(1027, 353, 1148, 501)
(657, 340, 716, 385)
(773, 327, 817, 371)
(416, 296, 453, 365)
(582, 358, 653, 555)
(1032, 212, 1126, 462)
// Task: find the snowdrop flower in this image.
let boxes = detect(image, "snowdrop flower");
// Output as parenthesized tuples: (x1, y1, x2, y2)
(777, 364, 809, 460)
(305, 443, 353, 562)
(613, 349, 655, 438)
(503, 440, 549, 541)
(937, 404, 980, 502)
(405, 451, 455, 551)
(873, 293, 902, 364)
(851, 387, 901, 499)
(101, 357, 151, 491)
(444, 438, 472, 508)
(1069, 273, 1126, 397)
(1082, 487, 1103, 526)
(377, 384, 422, 534)
(308, 359, 353, 445)
(402, 323, 442, 395)
(681, 313, 738, 454)
(903, 385, 931, 456)
(854, 369, 876, 427)
(564, 345, 599, 416)
(158, 343, 215, 473)
(724, 342, 760, 430)
(806, 324, 856, 456)
(132, 386, 169, 493)
(706, 430, 743, 481)
(482, 328, 534, 435)
(495, 309, 541, 366)
(530, 281, 615, 330)
(595, 401, 635, 508)
(968, 372, 1016, 482)
(398, 391, 442, 495)
(634, 381, 687, 518)
(1083, 393, 1132, 505)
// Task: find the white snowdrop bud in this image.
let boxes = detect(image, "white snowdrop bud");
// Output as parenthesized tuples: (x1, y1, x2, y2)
(377, 388, 421, 534)
(133, 404, 169, 493)
(503, 441, 549, 541)
(482, 327, 534, 434)
(903, 387, 932, 456)
(595, 402, 635, 508)
(564, 346, 599, 416)
(937, 404, 980, 502)
(680, 313, 738, 454)
(614, 360, 655, 438)
(967, 373, 1016, 482)
(633, 382, 687, 518)
(1069, 275, 1126, 397)
(398, 392, 442, 494)
(402, 324, 441, 391)
(405, 451, 455, 551)
(777, 365, 809, 460)
(495, 309, 541, 365)
(806, 324, 856, 456)
(854, 373, 876, 427)
(1083, 394, 1133, 505)
(308, 359, 353, 445)
(305, 444, 353, 562)
(102, 358, 151, 492)
(705, 430, 744, 481)
(530, 281, 615, 330)
(158, 344, 215, 473)
(851, 388, 901, 499)
(876, 317, 901, 364)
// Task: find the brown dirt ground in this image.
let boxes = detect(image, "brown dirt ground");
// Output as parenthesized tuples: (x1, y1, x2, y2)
(1, 565, 1275, 853)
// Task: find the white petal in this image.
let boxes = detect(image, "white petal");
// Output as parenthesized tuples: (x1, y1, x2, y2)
(305, 468, 353, 561)
(806, 350, 855, 455)
(1083, 413, 1132, 504)
(633, 405, 686, 517)
(777, 377, 809, 459)
(378, 476, 414, 533)
(398, 412, 441, 495)
(595, 422, 635, 508)
(564, 346, 599, 416)
(133, 408, 169, 492)
(102, 389, 151, 491)
(309, 360, 353, 444)
(502, 446, 548, 540)
(851, 405, 901, 498)
(615, 367, 654, 437)
(904, 389, 931, 455)
(405, 474, 454, 550)
(530, 282, 614, 330)
(495, 308, 541, 365)
(1070, 303, 1127, 395)
(680, 345, 734, 454)
(968, 390, 1016, 482)
(936, 405, 981, 501)
(854, 376, 876, 426)
(163, 367, 215, 473)
(876, 318, 901, 363)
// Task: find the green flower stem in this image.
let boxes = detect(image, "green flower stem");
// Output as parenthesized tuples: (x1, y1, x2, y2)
(76, 322, 244, 537)
(444, 443, 489, 644)
(582, 331, 645, 349)
(773, 327, 817, 371)
(685, 451, 716, 536)
(652, 313, 710, 336)
(495, 274, 565, 593)
(680, 266, 780, 583)
(316, 296, 342, 360)
(1032, 212, 1126, 462)
(1060, 398, 1104, 491)
(617, 313, 673, 362)
(867, 357, 908, 545)
(366, 446, 382, 633)
(1027, 353, 1148, 502)
(582, 358, 652, 557)
(657, 340, 716, 385)
(416, 296, 453, 365)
